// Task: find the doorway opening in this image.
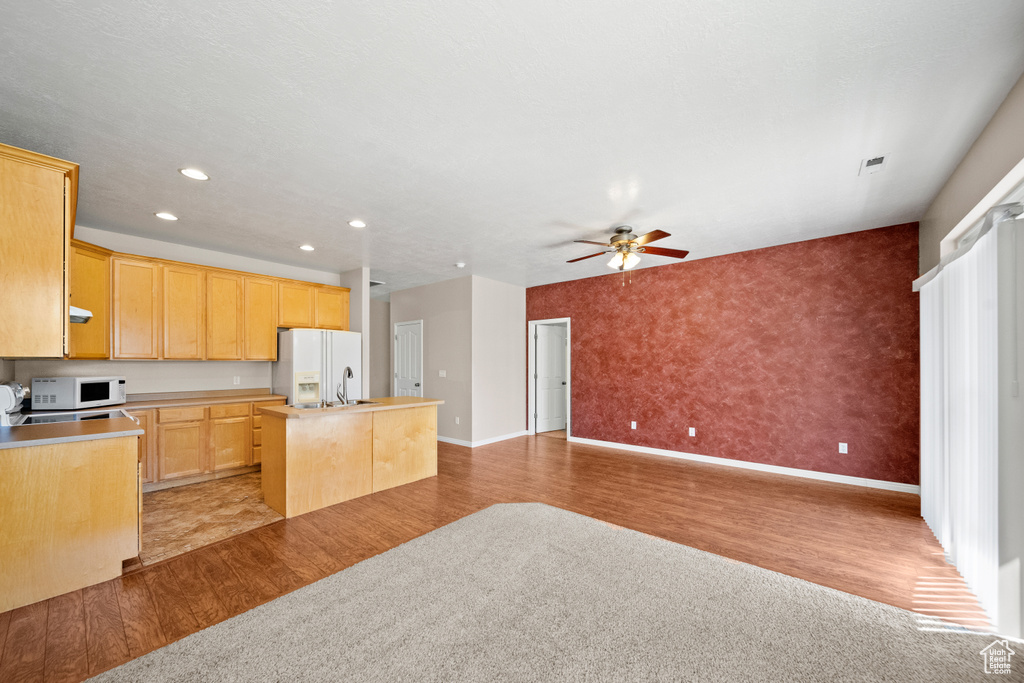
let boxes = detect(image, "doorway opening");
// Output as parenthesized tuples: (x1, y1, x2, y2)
(394, 319, 424, 397)
(528, 318, 571, 438)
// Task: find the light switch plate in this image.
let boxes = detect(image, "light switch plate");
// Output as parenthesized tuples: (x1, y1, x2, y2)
(439, 370, 446, 377)
(631, 421, 637, 429)
(839, 442, 848, 454)
(689, 427, 696, 437)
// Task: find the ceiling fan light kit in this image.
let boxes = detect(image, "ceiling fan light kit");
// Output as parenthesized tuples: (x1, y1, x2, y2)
(569, 225, 690, 273)
(608, 251, 640, 271)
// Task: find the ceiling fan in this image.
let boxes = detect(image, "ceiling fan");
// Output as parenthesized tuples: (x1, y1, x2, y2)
(567, 226, 690, 271)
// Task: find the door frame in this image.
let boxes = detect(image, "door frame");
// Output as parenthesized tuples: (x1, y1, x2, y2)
(393, 319, 424, 397)
(527, 317, 571, 436)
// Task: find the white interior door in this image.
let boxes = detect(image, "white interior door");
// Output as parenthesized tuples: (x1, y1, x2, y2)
(535, 324, 567, 432)
(394, 320, 423, 397)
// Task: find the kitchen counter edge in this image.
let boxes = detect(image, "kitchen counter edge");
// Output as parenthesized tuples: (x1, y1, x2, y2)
(260, 397, 444, 419)
(0, 417, 143, 450)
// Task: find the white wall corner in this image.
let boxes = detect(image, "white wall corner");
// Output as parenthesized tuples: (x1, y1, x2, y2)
(340, 267, 371, 397)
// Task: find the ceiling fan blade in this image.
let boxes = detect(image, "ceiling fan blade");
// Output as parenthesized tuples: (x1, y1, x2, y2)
(574, 240, 612, 247)
(633, 229, 670, 247)
(641, 246, 690, 259)
(567, 252, 610, 263)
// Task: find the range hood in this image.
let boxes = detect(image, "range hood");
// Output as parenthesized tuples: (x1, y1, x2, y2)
(69, 306, 93, 324)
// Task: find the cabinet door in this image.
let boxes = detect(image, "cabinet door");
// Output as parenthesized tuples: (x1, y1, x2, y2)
(250, 398, 286, 466)
(157, 421, 206, 480)
(0, 151, 68, 358)
(162, 264, 205, 360)
(210, 416, 251, 471)
(113, 257, 161, 359)
(278, 281, 314, 328)
(244, 277, 278, 360)
(206, 271, 244, 360)
(314, 287, 348, 330)
(127, 409, 155, 483)
(68, 244, 111, 359)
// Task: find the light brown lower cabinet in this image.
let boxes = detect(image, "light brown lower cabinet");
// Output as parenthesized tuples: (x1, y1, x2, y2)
(158, 419, 206, 481)
(135, 398, 287, 489)
(210, 403, 252, 471)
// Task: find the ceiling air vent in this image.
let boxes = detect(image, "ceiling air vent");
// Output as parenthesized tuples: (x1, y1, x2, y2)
(859, 155, 888, 176)
(369, 280, 385, 287)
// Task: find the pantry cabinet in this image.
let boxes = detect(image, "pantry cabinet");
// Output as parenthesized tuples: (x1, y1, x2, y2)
(0, 143, 78, 358)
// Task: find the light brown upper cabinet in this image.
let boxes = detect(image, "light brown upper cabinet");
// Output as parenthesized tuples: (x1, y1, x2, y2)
(112, 257, 161, 359)
(315, 286, 348, 330)
(68, 241, 111, 359)
(244, 276, 278, 360)
(206, 271, 244, 360)
(278, 281, 315, 328)
(0, 143, 78, 358)
(162, 264, 206, 360)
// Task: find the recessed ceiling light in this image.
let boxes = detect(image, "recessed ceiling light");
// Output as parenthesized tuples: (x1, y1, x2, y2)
(179, 168, 209, 181)
(300, 244, 315, 251)
(455, 262, 466, 269)
(348, 219, 366, 228)
(155, 212, 178, 221)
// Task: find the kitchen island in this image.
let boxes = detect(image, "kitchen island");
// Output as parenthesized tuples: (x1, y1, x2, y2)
(259, 396, 442, 518)
(0, 414, 143, 612)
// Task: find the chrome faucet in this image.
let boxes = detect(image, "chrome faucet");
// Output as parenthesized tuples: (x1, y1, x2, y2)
(337, 366, 354, 405)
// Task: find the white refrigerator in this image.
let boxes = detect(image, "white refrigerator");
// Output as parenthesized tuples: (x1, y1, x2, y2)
(272, 329, 362, 406)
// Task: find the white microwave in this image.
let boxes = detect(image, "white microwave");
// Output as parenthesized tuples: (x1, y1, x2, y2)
(31, 376, 127, 410)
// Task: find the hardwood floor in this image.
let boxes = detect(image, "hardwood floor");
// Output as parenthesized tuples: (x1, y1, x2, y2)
(0, 434, 982, 681)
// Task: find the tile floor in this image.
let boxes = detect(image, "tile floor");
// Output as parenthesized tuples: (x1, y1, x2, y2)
(139, 472, 283, 565)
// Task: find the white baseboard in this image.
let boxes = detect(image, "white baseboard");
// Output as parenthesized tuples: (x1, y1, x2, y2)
(438, 430, 530, 449)
(567, 435, 921, 494)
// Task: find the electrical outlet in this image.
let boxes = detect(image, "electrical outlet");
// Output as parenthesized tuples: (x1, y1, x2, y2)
(631, 421, 637, 430)
(689, 427, 696, 437)
(439, 370, 446, 377)
(233, 376, 240, 385)
(839, 442, 848, 454)
(455, 416, 460, 425)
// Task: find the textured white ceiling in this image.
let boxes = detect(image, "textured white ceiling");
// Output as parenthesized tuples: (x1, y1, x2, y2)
(2, 1, 1023, 297)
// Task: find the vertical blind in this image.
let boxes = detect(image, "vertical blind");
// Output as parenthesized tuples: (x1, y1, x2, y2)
(918, 221, 1001, 624)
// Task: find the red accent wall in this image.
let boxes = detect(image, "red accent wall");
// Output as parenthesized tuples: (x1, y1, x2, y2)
(527, 223, 920, 485)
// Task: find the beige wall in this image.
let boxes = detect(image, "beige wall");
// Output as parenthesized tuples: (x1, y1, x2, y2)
(920, 72, 1024, 273)
(390, 276, 473, 442)
(471, 276, 526, 442)
(14, 359, 271, 395)
(369, 299, 391, 399)
(340, 267, 370, 397)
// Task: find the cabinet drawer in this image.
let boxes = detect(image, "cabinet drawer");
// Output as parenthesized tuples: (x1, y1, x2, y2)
(252, 428, 262, 447)
(210, 403, 250, 419)
(158, 406, 206, 423)
(251, 413, 262, 428)
(252, 446, 262, 465)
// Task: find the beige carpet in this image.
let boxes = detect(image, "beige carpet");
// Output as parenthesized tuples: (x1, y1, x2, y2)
(95, 503, 1003, 681)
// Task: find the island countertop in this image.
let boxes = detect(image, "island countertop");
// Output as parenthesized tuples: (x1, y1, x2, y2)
(259, 396, 444, 419)
(0, 414, 143, 450)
